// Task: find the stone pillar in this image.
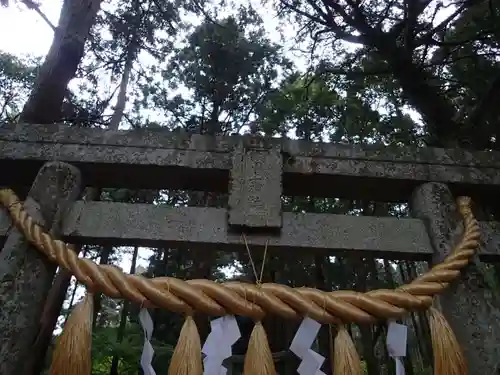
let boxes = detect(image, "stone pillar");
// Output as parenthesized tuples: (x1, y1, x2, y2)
(0, 161, 81, 374)
(411, 182, 500, 373)
(228, 137, 282, 233)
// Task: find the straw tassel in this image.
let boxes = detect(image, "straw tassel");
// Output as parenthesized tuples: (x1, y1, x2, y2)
(168, 315, 203, 375)
(332, 325, 363, 375)
(429, 307, 467, 375)
(243, 321, 275, 375)
(49, 292, 94, 375)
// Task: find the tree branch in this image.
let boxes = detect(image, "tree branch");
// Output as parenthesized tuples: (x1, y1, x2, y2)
(281, 0, 364, 44)
(421, 0, 484, 41)
(467, 71, 500, 128)
(403, 0, 432, 52)
(21, 0, 57, 31)
(416, 29, 495, 48)
(282, 0, 464, 146)
(319, 66, 392, 77)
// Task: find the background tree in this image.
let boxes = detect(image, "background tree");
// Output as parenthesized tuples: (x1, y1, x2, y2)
(140, 5, 291, 135)
(0, 52, 39, 123)
(275, 0, 500, 148)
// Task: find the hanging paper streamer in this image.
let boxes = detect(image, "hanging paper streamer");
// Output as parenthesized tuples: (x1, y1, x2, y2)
(290, 317, 326, 375)
(139, 308, 157, 375)
(202, 316, 241, 375)
(386, 321, 407, 375)
(203, 320, 226, 375)
(297, 349, 325, 375)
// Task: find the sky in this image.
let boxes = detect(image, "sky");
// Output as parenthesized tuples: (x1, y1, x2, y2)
(0, 1, 61, 56)
(0, 0, 308, 64)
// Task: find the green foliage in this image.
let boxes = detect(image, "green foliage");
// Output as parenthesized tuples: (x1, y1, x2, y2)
(91, 323, 174, 375)
(275, 0, 500, 147)
(257, 73, 340, 138)
(148, 5, 291, 134)
(0, 52, 38, 83)
(0, 52, 39, 123)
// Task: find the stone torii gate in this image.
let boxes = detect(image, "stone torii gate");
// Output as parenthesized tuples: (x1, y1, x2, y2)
(0, 122, 500, 373)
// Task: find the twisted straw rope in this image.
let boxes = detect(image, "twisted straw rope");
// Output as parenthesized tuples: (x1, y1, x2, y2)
(0, 188, 480, 325)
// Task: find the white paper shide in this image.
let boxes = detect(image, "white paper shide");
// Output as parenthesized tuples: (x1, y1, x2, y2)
(139, 308, 157, 375)
(290, 317, 325, 375)
(202, 316, 241, 375)
(386, 321, 407, 375)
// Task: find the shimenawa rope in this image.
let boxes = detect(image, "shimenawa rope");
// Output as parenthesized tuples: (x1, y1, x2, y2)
(0, 188, 480, 324)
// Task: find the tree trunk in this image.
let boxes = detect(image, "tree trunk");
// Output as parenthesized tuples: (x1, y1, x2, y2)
(10, 3, 103, 364)
(185, 192, 216, 341)
(92, 18, 138, 317)
(64, 275, 80, 321)
(403, 263, 432, 369)
(109, 246, 139, 375)
(108, 0, 139, 130)
(354, 257, 380, 375)
(21, 249, 86, 375)
(152, 249, 168, 327)
(368, 35, 459, 147)
(307, 197, 332, 374)
(93, 245, 113, 327)
(19, 0, 102, 124)
(108, 42, 136, 130)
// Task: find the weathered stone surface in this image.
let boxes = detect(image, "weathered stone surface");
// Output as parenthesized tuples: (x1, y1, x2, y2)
(2, 123, 500, 202)
(2, 201, 431, 259)
(4, 123, 500, 167)
(478, 221, 500, 261)
(0, 161, 81, 374)
(1, 199, 499, 259)
(228, 139, 282, 230)
(0, 123, 235, 151)
(0, 140, 230, 193)
(411, 182, 500, 373)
